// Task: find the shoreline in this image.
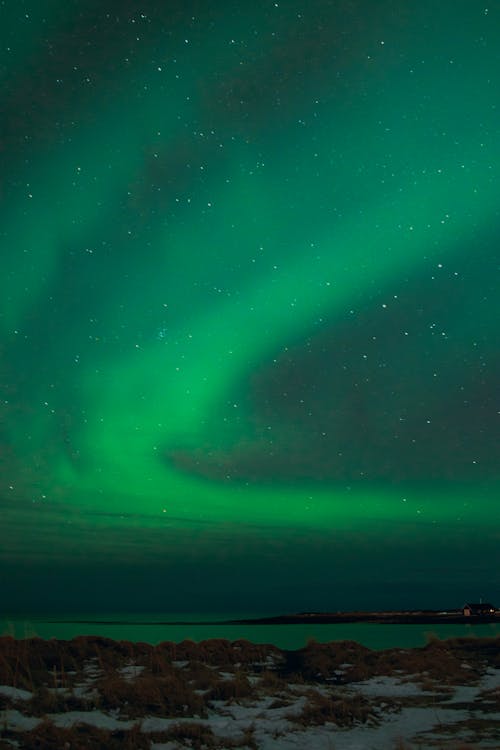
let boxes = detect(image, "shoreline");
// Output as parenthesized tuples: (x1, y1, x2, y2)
(228, 611, 500, 625)
(10, 610, 500, 627)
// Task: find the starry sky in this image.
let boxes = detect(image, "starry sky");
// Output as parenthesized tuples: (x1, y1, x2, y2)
(1, 0, 499, 615)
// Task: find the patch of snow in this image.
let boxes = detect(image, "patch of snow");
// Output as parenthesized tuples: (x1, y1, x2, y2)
(254, 724, 349, 749)
(82, 658, 102, 679)
(139, 717, 180, 733)
(71, 684, 99, 700)
(0, 709, 41, 732)
(442, 668, 499, 707)
(48, 709, 136, 730)
(350, 675, 435, 697)
(449, 684, 483, 703)
(252, 655, 279, 668)
(319, 705, 473, 750)
(117, 664, 145, 680)
(480, 667, 500, 691)
(139, 696, 306, 743)
(226, 695, 303, 720)
(218, 671, 237, 680)
(0, 685, 33, 701)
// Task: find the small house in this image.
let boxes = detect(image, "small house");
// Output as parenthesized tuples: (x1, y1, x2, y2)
(462, 602, 496, 617)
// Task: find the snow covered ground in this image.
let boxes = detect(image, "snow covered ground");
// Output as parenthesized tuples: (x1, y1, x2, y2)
(0, 635, 498, 748)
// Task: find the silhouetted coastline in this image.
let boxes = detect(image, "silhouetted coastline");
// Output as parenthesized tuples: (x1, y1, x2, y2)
(38, 609, 500, 627)
(227, 610, 500, 626)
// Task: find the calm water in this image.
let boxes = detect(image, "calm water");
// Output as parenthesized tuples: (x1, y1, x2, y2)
(2, 614, 499, 650)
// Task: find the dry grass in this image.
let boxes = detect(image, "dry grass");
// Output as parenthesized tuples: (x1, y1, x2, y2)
(156, 720, 218, 749)
(96, 671, 207, 718)
(153, 720, 258, 749)
(168, 637, 281, 668)
(205, 671, 255, 702)
(423, 716, 500, 745)
(183, 659, 219, 690)
(280, 636, 500, 688)
(25, 686, 92, 716)
(258, 668, 283, 691)
(292, 687, 376, 727)
(392, 740, 481, 749)
(0, 634, 497, 750)
(474, 685, 500, 712)
(8, 719, 149, 750)
(6, 720, 260, 750)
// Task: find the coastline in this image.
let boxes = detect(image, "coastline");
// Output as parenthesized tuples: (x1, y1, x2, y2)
(228, 610, 500, 626)
(27, 609, 500, 627)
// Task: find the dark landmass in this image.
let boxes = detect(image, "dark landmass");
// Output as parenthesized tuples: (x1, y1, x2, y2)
(227, 610, 500, 625)
(40, 609, 500, 626)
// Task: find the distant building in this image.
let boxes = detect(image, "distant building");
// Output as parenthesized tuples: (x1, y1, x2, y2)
(462, 602, 496, 617)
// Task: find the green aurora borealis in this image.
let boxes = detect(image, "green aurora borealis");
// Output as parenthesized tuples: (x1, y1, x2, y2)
(1, 1, 499, 613)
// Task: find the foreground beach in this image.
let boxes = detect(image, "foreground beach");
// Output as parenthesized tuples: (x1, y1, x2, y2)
(0, 635, 498, 749)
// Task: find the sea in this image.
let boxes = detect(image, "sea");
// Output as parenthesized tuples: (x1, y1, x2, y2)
(1, 614, 499, 650)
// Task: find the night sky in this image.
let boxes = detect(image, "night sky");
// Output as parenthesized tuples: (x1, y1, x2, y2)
(1, 1, 499, 615)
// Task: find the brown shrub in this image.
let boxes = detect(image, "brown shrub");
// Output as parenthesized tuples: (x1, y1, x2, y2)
(184, 660, 220, 690)
(287, 640, 373, 683)
(293, 688, 375, 727)
(25, 686, 91, 716)
(160, 721, 217, 749)
(0, 638, 66, 691)
(475, 685, 500, 712)
(163, 638, 281, 668)
(196, 639, 239, 666)
(171, 639, 200, 662)
(149, 722, 259, 750)
(259, 669, 283, 691)
(205, 672, 254, 702)
(154, 640, 178, 661)
(19, 719, 149, 749)
(268, 697, 291, 709)
(372, 637, 500, 686)
(96, 672, 206, 718)
(397, 641, 480, 684)
(0, 652, 16, 686)
(230, 639, 281, 666)
(147, 649, 176, 676)
(68, 636, 139, 672)
(0, 637, 37, 690)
